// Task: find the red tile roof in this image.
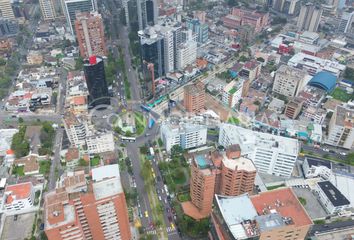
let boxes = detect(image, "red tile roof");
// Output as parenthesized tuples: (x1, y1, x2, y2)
(251, 188, 312, 227)
(5, 182, 32, 203)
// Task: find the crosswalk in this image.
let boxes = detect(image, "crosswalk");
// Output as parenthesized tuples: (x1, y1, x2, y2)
(145, 226, 176, 235)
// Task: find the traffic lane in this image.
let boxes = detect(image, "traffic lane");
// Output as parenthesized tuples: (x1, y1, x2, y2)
(302, 145, 348, 160)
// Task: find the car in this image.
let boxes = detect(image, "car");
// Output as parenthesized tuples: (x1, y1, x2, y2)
(102, 115, 108, 119)
(158, 196, 162, 201)
(166, 208, 170, 213)
(329, 150, 335, 154)
(340, 152, 347, 156)
(14, 215, 18, 221)
(145, 211, 148, 218)
(322, 148, 330, 152)
(171, 223, 175, 230)
(39, 223, 44, 230)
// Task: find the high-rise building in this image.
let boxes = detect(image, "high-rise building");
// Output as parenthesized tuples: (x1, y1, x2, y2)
(83, 56, 110, 107)
(176, 30, 197, 70)
(62, 0, 96, 34)
(182, 145, 257, 220)
(210, 188, 313, 240)
(74, 12, 106, 58)
(142, 61, 155, 99)
(272, 65, 308, 97)
(0, 18, 18, 37)
(338, 11, 354, 34)
(183, 81, 205, 113)
(39, 0, 56, 20)
(325, 105, 354, 149)
(272, 0, 300, 15)
(0, 0, 15, 19)
(219, 124, 299, 177)
(44, 165, 132, 240)
(186, 19, 208, 43)
(63, 112, 88, 147)
(124, 0, 158, 31)
(297, 3, 323, 32)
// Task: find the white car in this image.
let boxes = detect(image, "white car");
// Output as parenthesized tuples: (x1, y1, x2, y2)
(322, 148, 330, 152)
(102, 115, 108, 119)
(340, 152, 347, 156)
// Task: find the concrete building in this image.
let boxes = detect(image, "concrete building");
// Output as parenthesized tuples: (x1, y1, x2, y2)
(86, 132, 115, 155)
(219, 124, 299, 177)
(222, 80, 243, 108)
(39, 0, 56, 20)
(285, 98, 304, 119)
(211, 188, 312, 240)
(63, 112, 88, 147)
(239, 60, 262, 82)
(74, 12, 106, 58)
(186, 18, 208, 43)
(160, 121, 207, 152)
(0, 0, 15, 19)
(272, 0, 300, 15)
(338, 11, 354, 33)
(44, 165, 131, 240)
(272, 65, 308, 97)
(62, 0, 96, 34)
(288, 52, 345, 77)
(326, 105, 354, 149)
(297, 3, 323, 32)
(183, 82, 205, 113)
(176, 30, 197, 70)
(223, 8, 269, 33)
(1, 182, 35, 212)
(315, 181, 351, 214)
(0, 18, 18, 37)
(302, 157, 332, 180)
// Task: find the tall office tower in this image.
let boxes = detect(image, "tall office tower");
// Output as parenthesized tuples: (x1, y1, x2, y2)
(297, 3, 323, 32)
(183, 81, 205, 113)
(216, 145, 257, 196)
(139, 28, 165, 79)
(44, 165, 132, 240)
(338, 11, 354, 33)
(74, 12, 106, 58)
(186, 18, 208, 43)
(83, 56, 110, 107)
(0, 0, 15, 19)
(176, 30, 197, 70)
(125, 0, 158, 31)
(62, 0, 96, 34)
(39, 0, 56, 20)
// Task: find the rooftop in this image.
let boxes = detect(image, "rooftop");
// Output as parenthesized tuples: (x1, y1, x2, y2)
(335, 105, 354, 128)
(308, 71, 337, 92)
(222, 155, 256, 172)
(250, 188, 312, 227)
(317, 181, 350, 207)
(5, 182, 32, 204)
(305, 157, 331, 169)
(92, 164, 123, 200)
(255, 213, 285, 232)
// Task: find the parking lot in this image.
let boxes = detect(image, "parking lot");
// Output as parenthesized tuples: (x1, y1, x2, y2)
(1, 212, 36, 240)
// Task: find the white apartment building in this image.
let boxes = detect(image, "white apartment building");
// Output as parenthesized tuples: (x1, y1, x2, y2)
(161, 122, 207, 152)
(86, 132, 115, 155)
(176, 30, 197, 70)
(0, 0, 15, 19)
(302, 157, 332, 180)
(2, 182, 35, 212)
(219, 123, 299, 177)
(326, 105, 354, 149)
(63, 112, 88, 147)
(315, 181, 351, 214)
(39, 0, 56, 20)
(288, 52, 346, 76)
(272, 65, 309, 97)
(222, 80, 243, 108)
(161, 27, 175, 73)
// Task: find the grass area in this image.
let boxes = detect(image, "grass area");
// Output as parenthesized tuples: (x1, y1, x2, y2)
(134, 112, 146, 136)
(12, 165, 25, 176)
(158, 138, 163, 148)
(207, 129, 218, 135)
(39, 160, 51, 175)
(228, 116, 240, 125)
(177, 192, 191, 202)
(298, 197, 307, 206)
(90, 157, 100, 166)
(313, 219, 326, 225)
(331, 88, 352, 102)
(266, 184, 285, 190)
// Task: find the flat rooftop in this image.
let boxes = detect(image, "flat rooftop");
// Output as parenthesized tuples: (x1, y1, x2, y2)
(222, 155, 256, 172)
(317, 181, 350, 207)
(250, 188, 312, 227)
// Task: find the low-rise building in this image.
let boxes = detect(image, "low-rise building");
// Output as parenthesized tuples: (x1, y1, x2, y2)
(315, 181, 351, 214)
(65, 148, 80, 169)
(27, 51, 43, 65)
(1, 182, 35, 212)
(222, 80, 243, 108)
(160, 122, 207, 153)
(285, 98, 304, 119)
(302, 157, 332, 180)
(86, 132, 115, 155)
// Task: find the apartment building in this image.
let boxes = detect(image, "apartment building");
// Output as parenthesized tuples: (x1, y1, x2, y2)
(219, 124, 299, 177)
(222, 80, 243, 108)
(315, 181, 351, 214)
(297, 3, 322, 32)
(302, 157, 332, 180)
(285, 98, 304, 119)
(74, 12, 106, 58)
(39, 0, 56, 20)
(44, 165, 131, 240)
(1, 182, 35, 212)
(325, 105, 354, 149)
(272, 65, 308, 97)
(223, 8, 269, 33)
(86, 132, 115, 155)
(63, 112, 88, 147)
(210, 188, 313, 240)
(0, 0, 15, 19)
(183, 82, 205, 113)
(239, 60, 262, 82)
(176, 30, 197, 70)
(160, 121, 207, 152)
(182, 145, 256, 220)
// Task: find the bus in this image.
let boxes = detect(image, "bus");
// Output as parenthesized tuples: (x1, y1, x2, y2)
(121, 136, 136, 142)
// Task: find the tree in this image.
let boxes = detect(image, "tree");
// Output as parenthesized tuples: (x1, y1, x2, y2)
(79, 158, 88, 166)
(75, 57, 83, 70)
(239, 55, 248, 62)
(256, 57, 265, 63)
(11, 126, 30, 158)
(18, 117, 24, 123)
